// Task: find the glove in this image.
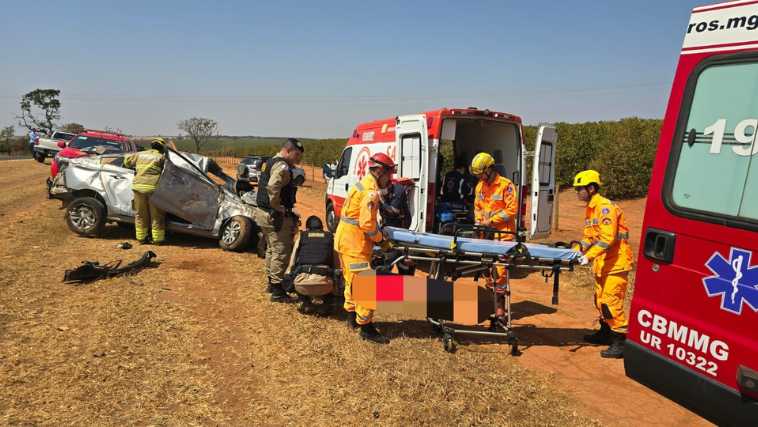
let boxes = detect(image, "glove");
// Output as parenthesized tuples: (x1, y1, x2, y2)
(578, 255, 589, 266)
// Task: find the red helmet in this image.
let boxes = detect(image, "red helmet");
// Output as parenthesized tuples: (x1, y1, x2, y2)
(369, 152, 396, 170)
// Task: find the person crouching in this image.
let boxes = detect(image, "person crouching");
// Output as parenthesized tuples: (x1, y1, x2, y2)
(283, 215, 337, 315)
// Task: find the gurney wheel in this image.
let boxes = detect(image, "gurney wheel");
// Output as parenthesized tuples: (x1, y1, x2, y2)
(431, 322, 442, 336)
(442, 333, 456, 353)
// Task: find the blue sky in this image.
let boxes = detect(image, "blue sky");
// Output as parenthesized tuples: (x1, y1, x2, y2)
(2, 0, 706, 137)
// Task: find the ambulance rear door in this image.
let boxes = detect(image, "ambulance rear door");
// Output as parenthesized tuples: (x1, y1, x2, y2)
(396, 114, 429, 232)
(529, 125, 558, 239)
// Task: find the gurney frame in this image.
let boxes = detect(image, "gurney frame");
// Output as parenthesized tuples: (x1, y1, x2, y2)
(383, 225, 576, 354)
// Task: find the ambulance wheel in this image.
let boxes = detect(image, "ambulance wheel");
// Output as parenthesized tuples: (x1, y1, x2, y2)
(65, 197, 106, 237)
(443, 334, 456, 353)
(219, 216, 252, 252)
(325, 202, 338, 233)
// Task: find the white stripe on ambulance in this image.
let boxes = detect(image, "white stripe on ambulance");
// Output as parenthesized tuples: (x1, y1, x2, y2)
(637, 309, 729, 361)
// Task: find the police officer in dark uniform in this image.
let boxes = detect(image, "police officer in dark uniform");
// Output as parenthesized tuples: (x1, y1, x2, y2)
(254, 138, 304, 302)
(378, 178, 415, 275)
(284, 215, 337, 315)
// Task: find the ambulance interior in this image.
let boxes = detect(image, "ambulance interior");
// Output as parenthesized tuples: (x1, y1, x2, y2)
(433, 118, 522, 235)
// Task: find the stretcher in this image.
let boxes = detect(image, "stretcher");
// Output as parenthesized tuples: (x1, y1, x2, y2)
(379, 225, 580, 354)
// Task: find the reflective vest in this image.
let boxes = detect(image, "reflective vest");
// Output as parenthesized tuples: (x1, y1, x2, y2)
(124, 149, 164, 193)
(474, 174, 518, 241)
(296, 230, 334, 267)
(580, 194, 634, 275)
(335, 174, 383, 257)
(256, 157, 296, 210)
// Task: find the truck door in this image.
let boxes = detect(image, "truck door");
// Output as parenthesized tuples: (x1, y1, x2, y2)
(396, 114, 429, 232)
(529, 125, 558, 239)
(330, 147, 355, 214)
(150, 153, 220, 230)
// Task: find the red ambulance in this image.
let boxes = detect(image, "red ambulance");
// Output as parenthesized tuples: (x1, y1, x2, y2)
(625, 1, 758, 424)
(323, 108, 558, 240)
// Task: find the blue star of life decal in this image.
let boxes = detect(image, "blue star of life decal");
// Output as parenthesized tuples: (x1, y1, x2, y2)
(703, 247, 758, 315)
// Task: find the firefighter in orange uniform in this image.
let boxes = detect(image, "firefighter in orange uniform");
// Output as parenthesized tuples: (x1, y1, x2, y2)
(470, 152, 518, 319)
(335, 153, 396, 344)
(573, 169, 633, 359)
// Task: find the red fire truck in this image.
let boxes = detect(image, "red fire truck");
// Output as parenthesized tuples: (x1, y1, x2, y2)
(323, 108, 558, 240)
(625, 1, 758, 424)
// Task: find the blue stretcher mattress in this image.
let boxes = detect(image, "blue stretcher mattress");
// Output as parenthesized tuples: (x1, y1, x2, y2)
(383, 227, 580, 262)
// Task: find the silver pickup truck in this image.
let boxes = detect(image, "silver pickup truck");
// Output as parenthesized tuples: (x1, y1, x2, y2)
(49, 150, 264, 251)
(33, 130, 76, 162)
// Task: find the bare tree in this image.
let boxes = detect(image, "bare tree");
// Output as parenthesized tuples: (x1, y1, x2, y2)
(17, 89, 61, 134)
(177, 117, 219, 153)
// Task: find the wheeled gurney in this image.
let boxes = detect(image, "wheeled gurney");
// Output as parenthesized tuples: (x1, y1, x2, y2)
(379, 225, 580, 353)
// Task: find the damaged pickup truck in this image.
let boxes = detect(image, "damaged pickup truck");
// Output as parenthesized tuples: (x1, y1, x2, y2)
(49, 149, 263, 252)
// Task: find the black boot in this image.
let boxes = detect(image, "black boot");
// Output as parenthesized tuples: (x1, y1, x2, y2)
(583, 322, 612, 345)
(265, 280, 273, 294)
(360, 323, 390, 344)
(601, 332, 625, 359)
(346, 311, 358, 329)
(270, 283, 293, 303)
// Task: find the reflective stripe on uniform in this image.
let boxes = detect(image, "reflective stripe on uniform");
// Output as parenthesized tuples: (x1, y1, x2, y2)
(492, 194, 503, 201)
(341, 217, 359, 226)
(495, 211, 510, 221)
(581, 240, 592, 250)
(355, 182, 365, 192)
(618, 232, 629, 240)
(365, 230, 378, 237)
(595, 241, 610, 249)
(348, 262, 370, 271)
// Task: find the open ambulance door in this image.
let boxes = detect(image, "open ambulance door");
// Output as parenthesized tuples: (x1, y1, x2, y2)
(529, 125, 558, 240)
(396, 114, 429, 232)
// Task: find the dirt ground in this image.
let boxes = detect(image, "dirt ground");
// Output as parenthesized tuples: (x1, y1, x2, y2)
(0, 160, 710, 426)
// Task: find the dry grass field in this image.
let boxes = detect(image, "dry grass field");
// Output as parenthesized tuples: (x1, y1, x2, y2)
(0, 159, 709, 426)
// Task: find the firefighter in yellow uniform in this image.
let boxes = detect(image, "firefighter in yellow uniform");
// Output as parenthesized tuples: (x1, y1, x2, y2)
(573, 170, 633, 359)
(470, 152, 518, 319)
(124, 138, 167, 244)
(335, 152, 396, 344)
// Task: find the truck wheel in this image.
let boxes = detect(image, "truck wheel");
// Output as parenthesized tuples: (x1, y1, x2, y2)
(65, 197, 106, 237)
(33, 151, 45, 163)
(326, 201, 338, 233)
(219, 216, 252, 252)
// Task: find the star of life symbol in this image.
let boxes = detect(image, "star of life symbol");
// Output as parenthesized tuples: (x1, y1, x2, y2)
(703, 247, 758, 315)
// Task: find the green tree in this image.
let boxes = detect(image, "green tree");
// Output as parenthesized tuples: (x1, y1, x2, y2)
(60, 122, 85, 134)
(0, 126, 15, 155)
(178, 117, 219, 153)
(18, 89, 61, 134)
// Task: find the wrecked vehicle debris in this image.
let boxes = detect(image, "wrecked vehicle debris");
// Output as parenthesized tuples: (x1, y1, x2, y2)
(49, 148, 263, 252)
(63, 251, 158, 284)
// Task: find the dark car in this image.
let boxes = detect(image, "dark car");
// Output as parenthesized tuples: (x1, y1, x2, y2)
(235, 155, 271, 194)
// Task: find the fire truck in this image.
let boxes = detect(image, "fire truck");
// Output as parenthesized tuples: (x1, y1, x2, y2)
(323, 108, 558, 240)
(625, 1, 758, 424)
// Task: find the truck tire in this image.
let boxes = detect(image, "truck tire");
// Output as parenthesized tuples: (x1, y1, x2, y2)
(33, 151, 45, 163)
(219, 216, 252, 252)
(65, 197, 106, 237)
(326, 201, 338, 233)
